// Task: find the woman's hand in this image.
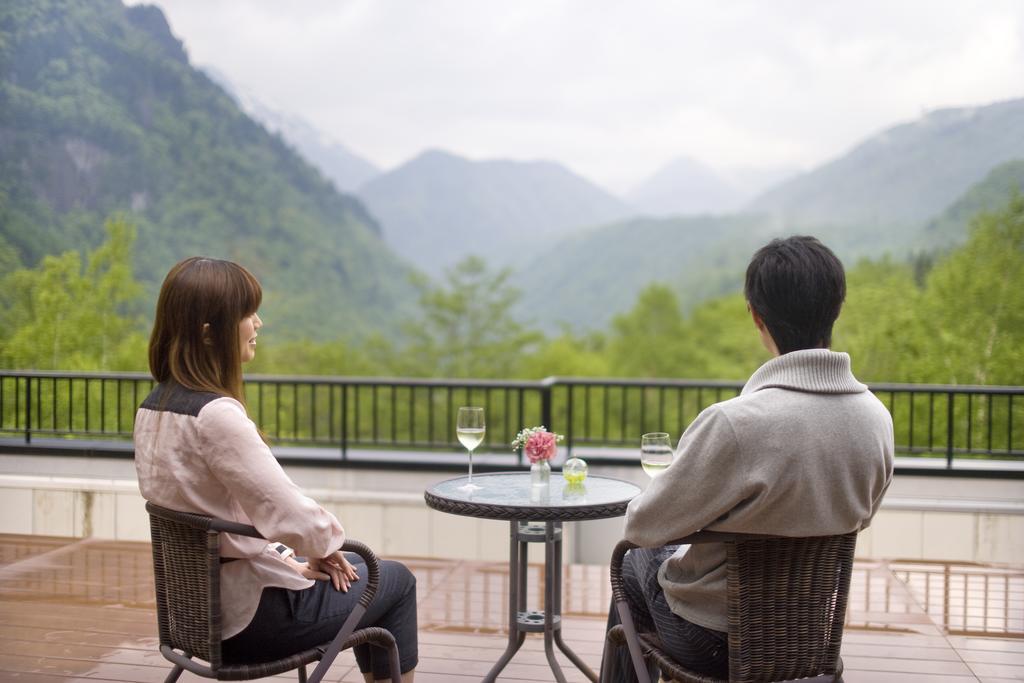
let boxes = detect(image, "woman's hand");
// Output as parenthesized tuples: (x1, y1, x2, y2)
(302, 551, 360, 592)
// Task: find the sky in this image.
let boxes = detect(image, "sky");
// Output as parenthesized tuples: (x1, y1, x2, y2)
(135, 0, 1024, 194)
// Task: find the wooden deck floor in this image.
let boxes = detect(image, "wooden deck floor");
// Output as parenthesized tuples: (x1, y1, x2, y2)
(0, 534, 1021, 682)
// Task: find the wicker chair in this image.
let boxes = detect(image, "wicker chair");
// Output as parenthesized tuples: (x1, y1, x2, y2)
(600, 531, 857, 683)
(146, 502, 401, 683)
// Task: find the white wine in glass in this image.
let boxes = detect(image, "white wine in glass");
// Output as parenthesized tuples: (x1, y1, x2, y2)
(641, 432, 673, 479)
(457, 407, 485, 491)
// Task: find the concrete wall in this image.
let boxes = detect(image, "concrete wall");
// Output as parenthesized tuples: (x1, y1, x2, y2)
(0, 454, 1021, 566)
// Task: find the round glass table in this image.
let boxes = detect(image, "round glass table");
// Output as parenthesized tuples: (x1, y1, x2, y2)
(425, 472, 642, 683)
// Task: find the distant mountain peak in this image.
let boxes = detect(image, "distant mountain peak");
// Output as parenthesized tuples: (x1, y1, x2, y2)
(202, 65, 380, 193)
(359, 151, 630, 275)
(405, 148, 466, 167)
(628, 156, 745, 216)
(124, 4, 187, 63)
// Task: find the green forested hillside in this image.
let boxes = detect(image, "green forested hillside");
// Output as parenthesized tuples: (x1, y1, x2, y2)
(513, 213, 773, 330)
(4, 193, 1021, 388)
(257, 193, 1024, 386)
(747, 99, 1024, 233)
(919, 159, 1024, 249)
(514, 145, 1024, 333)
(0, 0, 415, 340)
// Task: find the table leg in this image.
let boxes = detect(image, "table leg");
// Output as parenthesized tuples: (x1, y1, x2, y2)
(485, 520, 597, 683)
(543, 521, 568, 683)
(518, 525, 529, 613)
(482, 521, 526, 683)
(552, 522, 599, 682)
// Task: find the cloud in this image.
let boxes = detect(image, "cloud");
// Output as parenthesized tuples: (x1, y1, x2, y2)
(135, 0, 1024, 193)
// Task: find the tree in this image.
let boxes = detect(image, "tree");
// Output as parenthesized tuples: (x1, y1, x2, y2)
(399, 256, 543, 378)
(0, 216, 147, 370)
(917, 194, 1024, 385)
(681, 292, 765, 380)
(521, 330, 610, 379)
(247, 335, 392, 377)
(832, 258, 927, 382)
(607, 284, 691, 378)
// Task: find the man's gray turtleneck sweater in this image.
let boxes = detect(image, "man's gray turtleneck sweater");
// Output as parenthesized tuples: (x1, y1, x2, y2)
(623, 349, 894, 633)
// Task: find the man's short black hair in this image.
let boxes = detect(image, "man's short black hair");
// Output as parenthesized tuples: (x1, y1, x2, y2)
(744, 235, 846, 355)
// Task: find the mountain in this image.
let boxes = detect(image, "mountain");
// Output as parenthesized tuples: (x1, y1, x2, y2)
(0, 0, 414, 341)
(627, 156, 745, 215)
(919, 159, 1024, 248)
(747, 99, 1024, 231)
(516, 154, 1024, 333)
(514, 214, 774, 330)
(627, 157, 798, 217)
(726, 165, 800, 199)
(357, 149, 632, 276)
(203, 65, 380, 193)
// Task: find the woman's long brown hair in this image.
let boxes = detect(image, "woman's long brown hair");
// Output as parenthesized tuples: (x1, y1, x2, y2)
(148, 257, 262, 404)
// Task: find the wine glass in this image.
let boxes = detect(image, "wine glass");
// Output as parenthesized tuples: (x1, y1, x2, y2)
(457, 407, 485, 491)
(640, 432, 673, 479)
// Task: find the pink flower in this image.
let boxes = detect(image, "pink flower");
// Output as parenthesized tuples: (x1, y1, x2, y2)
(524, 430, 557, 463)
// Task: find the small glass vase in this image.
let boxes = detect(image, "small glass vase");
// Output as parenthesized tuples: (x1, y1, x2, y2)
(562, 456, 588, 485)
(530, 459, 551, 486)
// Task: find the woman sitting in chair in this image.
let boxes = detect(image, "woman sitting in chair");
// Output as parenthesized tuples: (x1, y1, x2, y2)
(135, 257, 418, 683)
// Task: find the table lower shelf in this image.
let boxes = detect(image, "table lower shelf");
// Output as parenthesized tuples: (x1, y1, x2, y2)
(517, 610, 562, 633)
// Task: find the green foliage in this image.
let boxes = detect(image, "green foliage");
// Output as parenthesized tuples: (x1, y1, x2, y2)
(917, 194, 1024, 385)
(681, 293, 766, 380)
(608, 284, 690, 378)
(520, 332, 609, 379)
(830, 196, 1024, 385)
(398, 257, 543, 378)
(0, 216, 147, 370)
(832, 258, 926, 382)
(247, 336, 392, 377)
(603, 285, 764, 381)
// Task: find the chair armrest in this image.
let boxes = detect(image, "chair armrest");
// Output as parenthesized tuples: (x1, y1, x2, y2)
(670, 530, 781, 545)
(208, 517, 264, 539)
(608, 539, 650, 683)
(338, 539, 380, 610)
(609, 539, 637, 602)
(306, 540, 386, 683)
(610, 530, 781, 592)
(146, 501, 265, 538)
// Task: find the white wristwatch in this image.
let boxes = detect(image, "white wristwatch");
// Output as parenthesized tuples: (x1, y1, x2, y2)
(273, 543, 295, 560)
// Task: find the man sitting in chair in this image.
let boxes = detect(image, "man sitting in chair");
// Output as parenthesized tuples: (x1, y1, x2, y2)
(603, 235, 894, 681)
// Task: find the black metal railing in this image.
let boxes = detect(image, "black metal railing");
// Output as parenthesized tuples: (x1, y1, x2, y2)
(1, 371, 1022, 472)
(244, 375, 550, 455)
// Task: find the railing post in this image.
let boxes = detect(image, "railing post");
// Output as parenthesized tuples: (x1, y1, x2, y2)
(25, 376, 32, 444)
(565, 382, 574, 458)
(541, 380, 553, 438)
(1009, 394, 1014, 459)
(946, 391, 955, 470)
(340, 382, 348, 461)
